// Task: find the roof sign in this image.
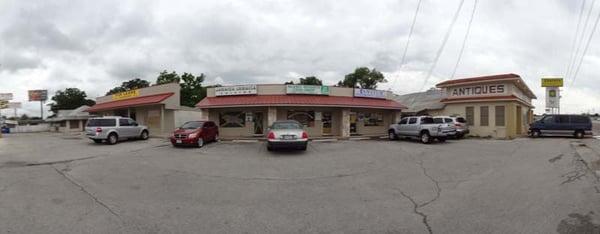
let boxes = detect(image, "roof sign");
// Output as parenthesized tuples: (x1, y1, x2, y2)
(286, 85, 329, 95)
(541, 78, 563, 87)
(112, 89, 140, 101)
(354, 88, 386, 99)
(215, 85, 258, 96)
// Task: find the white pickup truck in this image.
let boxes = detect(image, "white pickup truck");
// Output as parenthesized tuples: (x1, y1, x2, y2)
(388, 116, 456, 144)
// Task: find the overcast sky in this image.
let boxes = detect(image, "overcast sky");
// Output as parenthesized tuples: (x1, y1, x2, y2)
(1, 0, 599, 117)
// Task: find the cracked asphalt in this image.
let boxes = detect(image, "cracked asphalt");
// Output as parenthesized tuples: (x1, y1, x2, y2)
(1, 132, 599, 233)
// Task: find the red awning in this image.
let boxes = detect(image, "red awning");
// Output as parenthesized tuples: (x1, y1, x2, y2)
(86, 93, 174, 112)
(196, 95, 406, 110)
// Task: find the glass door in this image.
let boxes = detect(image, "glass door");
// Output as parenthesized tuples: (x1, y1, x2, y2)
(253, 112, 264, 135)
(349, 112, 357, 134)
(322, 112, 332, 135)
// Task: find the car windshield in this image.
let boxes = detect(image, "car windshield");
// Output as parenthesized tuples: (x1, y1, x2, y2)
(180, 121, 204, 129)
(456, 117, 466, 123)
(87, 119, 116, 127)
(271, 122, 302, 129)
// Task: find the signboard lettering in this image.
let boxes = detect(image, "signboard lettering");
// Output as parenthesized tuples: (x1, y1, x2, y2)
(28, 90, 48, 101)
(354, 88, 386, 99)
(112, 89, 140, 100)
(541, 78, 563, 87)
(215, 85, 258, 96)
(0, 100, 8, 109)
(286, 85, 330, 95)
(450, 84, 505, 97)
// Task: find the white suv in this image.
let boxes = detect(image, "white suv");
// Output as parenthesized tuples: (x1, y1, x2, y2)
(85, 116, 149, 144)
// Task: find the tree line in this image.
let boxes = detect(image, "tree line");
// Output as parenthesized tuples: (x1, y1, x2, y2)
(285, 67, 387, 89)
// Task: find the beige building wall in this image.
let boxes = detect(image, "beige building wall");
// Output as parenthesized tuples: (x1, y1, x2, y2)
(441, 101, 532, 139)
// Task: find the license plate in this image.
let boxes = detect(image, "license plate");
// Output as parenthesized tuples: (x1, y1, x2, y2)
(176, 140, 182, 144)
(282, 135, 294, 140)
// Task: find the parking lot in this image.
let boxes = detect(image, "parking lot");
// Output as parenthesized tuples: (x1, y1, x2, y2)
(1, 133, 599, 233)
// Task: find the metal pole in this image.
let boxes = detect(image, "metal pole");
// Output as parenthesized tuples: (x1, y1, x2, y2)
(40, 100, 43, 119)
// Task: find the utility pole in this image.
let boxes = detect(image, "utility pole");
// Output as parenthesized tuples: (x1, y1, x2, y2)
(40, 100, 43, 119)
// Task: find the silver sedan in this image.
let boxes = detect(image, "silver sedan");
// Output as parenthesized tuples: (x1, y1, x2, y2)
(266, 120, 309, 151)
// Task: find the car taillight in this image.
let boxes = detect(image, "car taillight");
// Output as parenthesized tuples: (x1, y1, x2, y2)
(455, 123, 461, 127)
(267, 131, 275, 139)
(301, 131, 308, 139)
(95, 127, 102, 133)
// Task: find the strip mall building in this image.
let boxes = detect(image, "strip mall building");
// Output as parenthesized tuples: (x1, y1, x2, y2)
(196, 84, 405, 138)
(86, 83, 201, 136)
(408, 73, 536, 139)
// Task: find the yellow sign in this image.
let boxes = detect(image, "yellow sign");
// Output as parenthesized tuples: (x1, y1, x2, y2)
(112, 89, 140, 100)
(541, 78, 563, 87)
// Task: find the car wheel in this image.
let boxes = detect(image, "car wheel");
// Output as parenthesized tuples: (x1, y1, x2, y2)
(530, 129, 541, 138)
(107, 133, 118, 145)
(574, 130, 584, 139)
(197, 138, 204, 148)
(420, 132, 431, 144)
(438, 137, 446, 143)
(301, 145, 307, 151)
(388, 130, 398, 141)
(267, 146, 273, 151)
(93, 139, 102, 144)
(140, 130, 149, 140)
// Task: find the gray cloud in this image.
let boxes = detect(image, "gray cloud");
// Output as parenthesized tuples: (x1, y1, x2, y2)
(1, 0, 600, 117)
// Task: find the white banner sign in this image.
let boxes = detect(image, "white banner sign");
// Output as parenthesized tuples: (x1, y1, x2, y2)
(7, 102, 21, 109)
(0, 93, 13, 101)
(545, 87, 560, 108)
(354, 88, 386, 99)
(215, 85, 258, 96)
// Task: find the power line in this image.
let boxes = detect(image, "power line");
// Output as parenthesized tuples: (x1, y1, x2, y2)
(570, 3, 600, 86)
(409, 0, 465, 107)
(390, 0, 422, 91)
(565, 0, 587, 80)
(450, 0, 478, 79)
(568, 0, 596, 83)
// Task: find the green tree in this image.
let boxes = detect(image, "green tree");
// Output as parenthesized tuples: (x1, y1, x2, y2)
(156, 70, 181, 85)
(285, 76, 323, 85)
(337, 67, 387, 89)
(106, 78, 151, 95)
(299, 76, 322, 85)
(50, 88, 96, 114)
(20, 114, 29, 120)
(180, 72, 206, 107)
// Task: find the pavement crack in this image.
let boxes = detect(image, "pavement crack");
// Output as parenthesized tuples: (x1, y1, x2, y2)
(51, 165, 121, 218)
(395, 189, 433, 234)
(169, 168, 373, 182)
(416, 159, 441, 208)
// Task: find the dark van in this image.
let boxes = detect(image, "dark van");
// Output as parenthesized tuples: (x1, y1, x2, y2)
(529, 114, 592, 138)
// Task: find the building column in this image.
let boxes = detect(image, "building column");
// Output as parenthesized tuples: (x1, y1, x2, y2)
(267, 107, 277, 127)
(394, 111, 402, 123)
(201, 109, 210, 121)
(160, 105, 165, 135)
(341, 108, 350, 138)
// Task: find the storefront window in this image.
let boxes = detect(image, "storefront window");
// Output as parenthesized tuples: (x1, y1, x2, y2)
(362, 112, 384, 126)
(219, 112, 245, 128)
(287, 111, 315, 127)
(495, 106, 505, 126)
(466, 107, 474, 126)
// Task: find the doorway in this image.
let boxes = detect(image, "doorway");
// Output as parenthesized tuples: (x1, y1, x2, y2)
(349, 112, 357, 135)
(253, 112, 264, 135)
(516, 106, 522, 134)
(322, 112, 332, 135)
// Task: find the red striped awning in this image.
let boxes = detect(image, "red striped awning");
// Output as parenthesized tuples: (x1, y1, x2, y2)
(196, 95, 406, 110)
(86, 93, 174, 112)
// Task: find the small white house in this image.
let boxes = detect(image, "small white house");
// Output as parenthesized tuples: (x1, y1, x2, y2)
(47, 105, 96, 132)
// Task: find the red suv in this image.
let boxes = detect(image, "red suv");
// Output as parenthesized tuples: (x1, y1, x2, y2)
(170, 121, 219, 147)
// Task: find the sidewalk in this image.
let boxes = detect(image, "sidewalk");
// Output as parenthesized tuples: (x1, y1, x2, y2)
(571, 140, 600, 178)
